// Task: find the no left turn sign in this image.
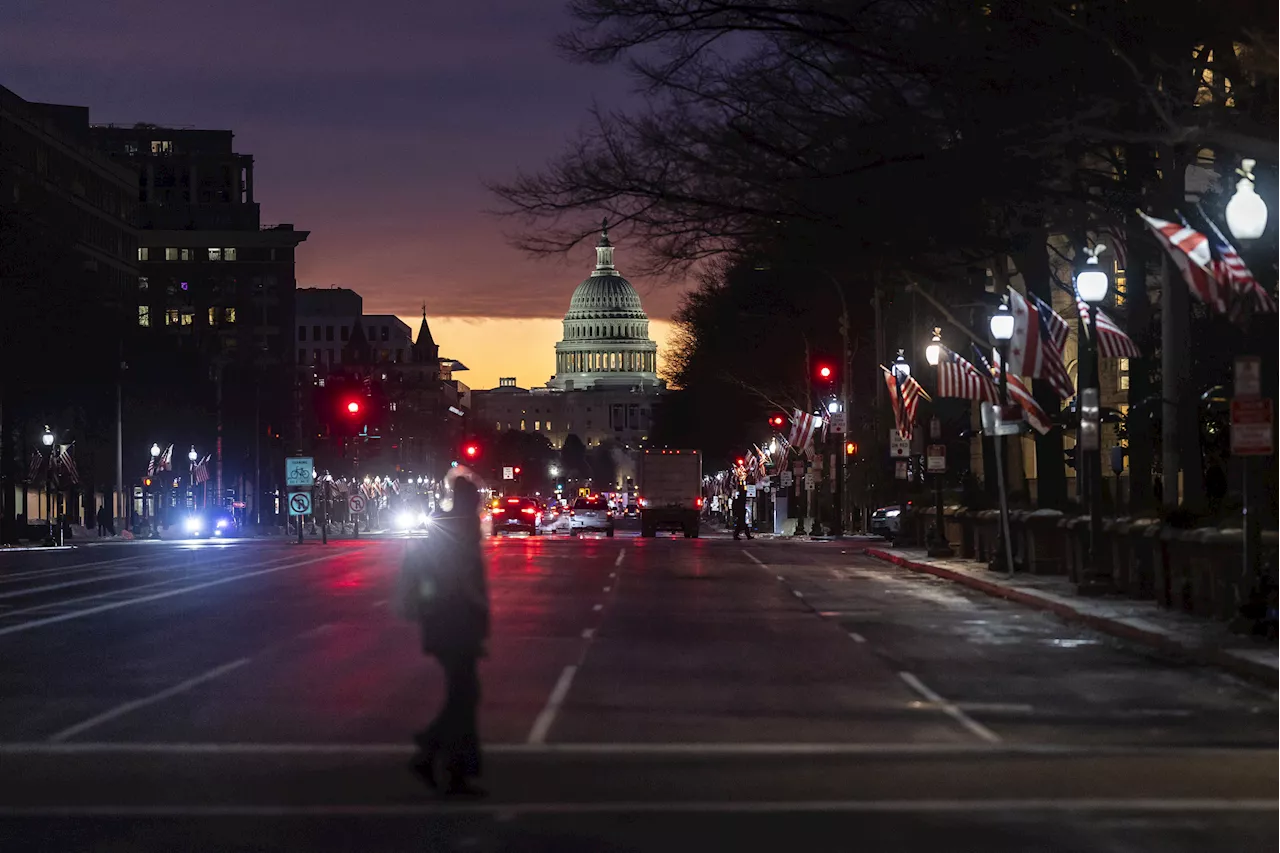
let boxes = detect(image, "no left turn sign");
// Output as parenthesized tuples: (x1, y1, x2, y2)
(288, 492, 312, 517)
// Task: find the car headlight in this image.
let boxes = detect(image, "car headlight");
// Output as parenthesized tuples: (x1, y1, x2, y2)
(184, 517, 201, 533)
(417, 512, 429, 526)
(216, 518, 228, 529)
(884, 509, 901, 518)
(395, 511, 415, 529)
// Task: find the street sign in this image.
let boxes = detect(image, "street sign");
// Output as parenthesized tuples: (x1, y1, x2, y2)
(1231, 398, 1274, 456)
(889, 430, 910, 458)
(803, 472, 815, 490)
(1234, 356, 1262, 398)
(502, 466, 514, 481)
(780, 471, 794, 487)
(746, 485, 756, 498)
(285, 457, 313, 488)
(830, 411, 847, 434)
(926, 444, 946, 473)
(980, 402, 1022, 437)
(288, 491, 312, 517)
(812, 456, 823, 470)
(894, 461, 908, 480)
(348, 493, 367, 514)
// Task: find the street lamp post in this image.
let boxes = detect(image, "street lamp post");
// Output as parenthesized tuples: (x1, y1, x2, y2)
(1076, 246, 1111, 593)
(188, 446, 198, 509)
(1225, 159, 1269, 610)
(923, 329, 952, 556)
(989, 303, 1016, 576)
(42, 427, 56, 546)
(149, 442, 161, 535)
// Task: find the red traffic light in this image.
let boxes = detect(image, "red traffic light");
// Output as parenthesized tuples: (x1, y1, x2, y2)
(346, 400, 361, 414)
(464, 444, 479, 458)
(735, 457, 745, 466)
(513, 466, 522, 475)
(817, 365, 833, 380)
(768, 414, 785, 428)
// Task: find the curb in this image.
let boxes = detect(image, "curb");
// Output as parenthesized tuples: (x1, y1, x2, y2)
(864, 547, 1278, 688)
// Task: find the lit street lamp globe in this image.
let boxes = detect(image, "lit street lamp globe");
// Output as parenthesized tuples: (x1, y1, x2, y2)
(1225, 159, 1268, 241)
(989, 303, 1014, 342)
(925, 328, 942, 367)
(891, 350, 911, 381)
(188, 446, 198, 464)
(1075, 245, 1110, 305)
(827, 399, 841, 414)
(42, 426, 54, 447)
(150, 442, 161, 458)
(549, 466, 561, 478)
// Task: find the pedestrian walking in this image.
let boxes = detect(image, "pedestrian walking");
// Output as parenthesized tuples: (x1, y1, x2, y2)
(97, 503, 111, 537)
(732, 484, 753, 540)
(398, 473, 490, 796)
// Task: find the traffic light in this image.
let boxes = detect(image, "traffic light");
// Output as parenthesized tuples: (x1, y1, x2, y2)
(464, 443, 480, 460)
(346, 400, 360, 415)
(735, 457, 745, 467)
(817, 365, 833, 381)
(513, 466, 522, 476)
(768, 413, 786, 429)
(845, 441, 858, 456)
(143, 477, 152, 487)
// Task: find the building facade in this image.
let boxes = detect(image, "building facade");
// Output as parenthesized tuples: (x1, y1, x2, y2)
(472, 226, 665, 481)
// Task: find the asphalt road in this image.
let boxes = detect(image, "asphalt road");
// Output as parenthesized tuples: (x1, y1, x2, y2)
(0, 527, 1275, 852)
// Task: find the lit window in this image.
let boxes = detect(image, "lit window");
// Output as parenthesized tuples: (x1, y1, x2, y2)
(208, 248, 222, 261)
(224, 248, 237, 261)
(389, 402, 397, 412)
(165, 248, 178, 261)
(138, 247, 150, 261)
(150, 140, 173, 154)
(138, 276, 149, 291)
(180, 248, 192, 261)
(521, 419, 526, 431)
(208, 307, 217, 324)
(547, 421, 552, 430)
(225, 307, 236, 323)
(1119, 375, 1130, 390)
(535, 421, 542, 431)
(180, 310, 193, 326)
(495, 422, 502, 431)
(1118, 358, 1130, 372)
(138, 305, 150, 327)
(166, 309, 180, 325)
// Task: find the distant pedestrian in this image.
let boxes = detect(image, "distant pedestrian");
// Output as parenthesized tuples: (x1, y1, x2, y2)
(732, 484, 752, 541)
(398, 473, 490, 795)
(97, 503, 112, 537)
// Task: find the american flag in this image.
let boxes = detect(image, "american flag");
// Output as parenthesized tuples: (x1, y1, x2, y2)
(28, 451, 44, 482)
(1197, 208, 1277, 318)
(935, 347, 998, 403)
(1094, 308, 1140, 358)
(193, 454, 211, 485)
(55, 444, 79, 485)
(1139, 212, 1231, 313)
(787, 409, 818, 452)
(1104, 229, 1128, 272)
(147, 452, 156, 477)
(984, 348, 1053, 435)
(881, 366, 930, 441)
(159, 443, 174, 472)
(1032, 290, 1070, 351)
(1006, 289, 1074, 400)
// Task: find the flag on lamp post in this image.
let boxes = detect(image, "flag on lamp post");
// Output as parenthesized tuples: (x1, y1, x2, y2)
(1006, 288, 1074, 400)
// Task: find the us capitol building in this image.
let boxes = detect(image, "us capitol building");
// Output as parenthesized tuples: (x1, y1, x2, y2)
(470, 223, 665, 459)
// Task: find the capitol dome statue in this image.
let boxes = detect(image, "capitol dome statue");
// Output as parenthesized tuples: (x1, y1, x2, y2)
(550, 221, 660, 391)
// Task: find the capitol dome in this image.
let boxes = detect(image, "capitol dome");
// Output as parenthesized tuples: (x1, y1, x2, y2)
(550, 223, 660, 390)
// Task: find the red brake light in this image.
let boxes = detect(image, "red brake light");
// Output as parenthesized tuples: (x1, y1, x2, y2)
(492, 508, 505, 514)
(521, 507, 536, 515)
(696, 497, 704, 508)
(507, 498, 520, 504)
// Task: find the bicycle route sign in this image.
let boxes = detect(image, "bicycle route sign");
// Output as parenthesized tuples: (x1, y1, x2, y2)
(288, 491, 312, 517)
(285, 457, 313, 488)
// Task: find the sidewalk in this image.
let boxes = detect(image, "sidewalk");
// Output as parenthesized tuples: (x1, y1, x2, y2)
(864, 545, 1279, 687)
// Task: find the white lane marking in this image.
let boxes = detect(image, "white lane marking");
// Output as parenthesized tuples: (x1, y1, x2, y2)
(527, 665, 578, 745)
(0, 741, 1262, 757)
(0, 800, 1269, 818)
(953, 702, 1035, 714)
(0, 565, 185, 599)
(47, 658, 251, 743)
(614, 549, 626, 567)
(0, 553, 337, 638)
(742, 551, 766, 567)
(603, 586, 611, 592)
(848, 631, 867, 643)
(581, 628, 595, 639)
(593, 603, 603, 611)
(0, 552, 173, 583)
(371, 599, 388, 608)
(608, 572, 617, 578)
(792, 590, 804, 598)
(898, 672, 1001, 744)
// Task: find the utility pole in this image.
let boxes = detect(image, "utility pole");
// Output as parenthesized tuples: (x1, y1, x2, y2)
(116, 346, 126, 530)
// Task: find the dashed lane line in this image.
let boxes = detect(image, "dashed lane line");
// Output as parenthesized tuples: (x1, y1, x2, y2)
(527, 665, 578, 745)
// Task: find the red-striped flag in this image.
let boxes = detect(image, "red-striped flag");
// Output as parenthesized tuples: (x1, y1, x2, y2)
(787, 409, 817, 451)
(1034, 291, 1070, 351)
(991, 351, 1053, 435)
(1007, 289, 1074, 400)
(1094, 309, 1140, 358)
(1197, 211, 1277, 318)
(29, 451, 44, 482)
(55, 444, 79, 485)
(882, 366, 930, 440)
(936, 348, 998, 403)
(1139, 213, 1231, 313)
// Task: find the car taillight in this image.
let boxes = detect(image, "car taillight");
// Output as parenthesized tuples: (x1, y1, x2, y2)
(696, 497, 704, 508)
(492, 508, 505, 514)
(521, 507, 536, 515)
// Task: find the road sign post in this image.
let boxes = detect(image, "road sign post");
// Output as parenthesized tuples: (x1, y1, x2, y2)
(348, 493, 366, 538)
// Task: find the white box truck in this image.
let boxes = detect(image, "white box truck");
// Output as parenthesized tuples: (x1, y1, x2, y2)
(638, 449, 703, 538)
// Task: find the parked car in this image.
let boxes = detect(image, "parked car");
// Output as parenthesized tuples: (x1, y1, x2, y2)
(569, 496, 614, 537)
(870, 505, 904, 539)
(490, 496, 542, 535)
